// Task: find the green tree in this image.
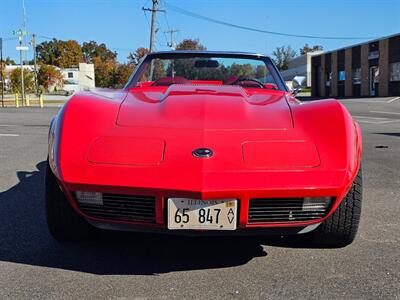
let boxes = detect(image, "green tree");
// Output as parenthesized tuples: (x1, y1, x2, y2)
(82, 41, 117, 63)
(112, 63, 134, 88)
(230, 63, 254, 77)
(37, 64, 64, 92)
(272, 46, 296, 70)
(4, 57, 16, 65)
(36, 39, 83, 68)
(9, 68, 35, 93)
(300, 44, 324, 55)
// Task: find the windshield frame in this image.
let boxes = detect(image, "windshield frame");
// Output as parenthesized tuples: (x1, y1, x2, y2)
(125, 51, 289, 92)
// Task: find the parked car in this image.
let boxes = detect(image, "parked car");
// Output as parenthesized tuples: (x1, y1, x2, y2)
(46, 51, 362, 247)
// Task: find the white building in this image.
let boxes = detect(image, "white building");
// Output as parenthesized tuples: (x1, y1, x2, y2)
(280, 51, 323, 89)
(61, 63, 95, 93)
(4, 63, 95, 94)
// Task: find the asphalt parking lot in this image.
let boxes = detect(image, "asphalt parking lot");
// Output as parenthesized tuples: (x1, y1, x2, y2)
(0, 97, 399, 299)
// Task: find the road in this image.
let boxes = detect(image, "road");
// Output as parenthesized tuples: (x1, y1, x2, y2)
(0, 97, 399, 299)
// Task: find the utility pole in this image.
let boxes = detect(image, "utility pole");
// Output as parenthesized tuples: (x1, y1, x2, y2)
(142, 0, 165, 53)
(31, 34, 38, 94)
(0, 37, 4, 107)
(165, 29, 180, 50)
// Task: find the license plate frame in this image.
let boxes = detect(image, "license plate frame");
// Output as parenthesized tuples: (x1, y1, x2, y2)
(167, 198, 237, 230)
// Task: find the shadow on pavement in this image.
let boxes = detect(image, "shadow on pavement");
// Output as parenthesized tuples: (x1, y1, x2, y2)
(0, 161, 272, 275)
(374, 132, 400, 137)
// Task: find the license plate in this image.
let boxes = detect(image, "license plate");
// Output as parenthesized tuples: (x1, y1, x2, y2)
(168, 198, 237, 230)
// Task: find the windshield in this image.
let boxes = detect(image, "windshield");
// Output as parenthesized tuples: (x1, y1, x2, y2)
(127, 53, 287, 91)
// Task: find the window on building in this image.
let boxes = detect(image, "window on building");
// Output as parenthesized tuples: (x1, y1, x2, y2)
(68, 72, 74, 78)
(338, 71, 345, 81)
(390, 62, 400, 81)
(353, 68, 361, 84)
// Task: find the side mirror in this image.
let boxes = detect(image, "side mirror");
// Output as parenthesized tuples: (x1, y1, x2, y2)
(291, 76, 306, 96)
(291, 87, 302, 96)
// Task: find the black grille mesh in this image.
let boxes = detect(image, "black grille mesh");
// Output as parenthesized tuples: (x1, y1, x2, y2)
(248, 198, 330, 224)
(76, 193, 156, 223)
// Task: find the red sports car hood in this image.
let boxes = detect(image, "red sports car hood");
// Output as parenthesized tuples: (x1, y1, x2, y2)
(117, 85, 293, 130)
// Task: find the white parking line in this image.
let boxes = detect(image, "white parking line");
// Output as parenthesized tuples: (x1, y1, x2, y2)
(0, 133, 19, 137)
(387, 97, 400, 103)
(370, 111, 400, 115)
(353, 115, 390, 120)
(355, 120, 400, 124)
(353, 115, 400, 124)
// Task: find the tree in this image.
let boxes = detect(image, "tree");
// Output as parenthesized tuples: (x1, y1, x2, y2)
(9, 68, 35, 93)
(127, 47, 149, 66)
(176, 38, 206, 50)
(92, 56, 115, 88)
(82, 41, 117, 63)
(36, 39, 83, 68)
(300, 44, 324, 55)
(4, 57, 16, 65)
(81, 41, 118, 88)
(0, 62, 5, 82)
(112, 63, 134, 88)
(272, 46, 296, 70)
(37, 64, 64, 92)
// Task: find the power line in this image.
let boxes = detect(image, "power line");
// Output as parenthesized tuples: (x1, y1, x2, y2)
(164, 2, 379, 40)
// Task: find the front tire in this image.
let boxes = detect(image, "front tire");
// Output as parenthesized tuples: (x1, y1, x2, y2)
(311, 166, 362, 247)
(45, 161, 94, 242)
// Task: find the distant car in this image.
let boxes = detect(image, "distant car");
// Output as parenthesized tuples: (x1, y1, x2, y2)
(46, 51, 362, 247)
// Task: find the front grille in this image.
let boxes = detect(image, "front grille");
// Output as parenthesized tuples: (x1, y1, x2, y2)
(248, 197, 331, 224)
(76, 193, 156, 223)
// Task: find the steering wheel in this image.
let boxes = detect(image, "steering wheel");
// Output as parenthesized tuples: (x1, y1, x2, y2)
(230, 77, 265, 88)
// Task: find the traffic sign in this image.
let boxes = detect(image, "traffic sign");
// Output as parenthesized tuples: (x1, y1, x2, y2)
(16, 46, 29, 51)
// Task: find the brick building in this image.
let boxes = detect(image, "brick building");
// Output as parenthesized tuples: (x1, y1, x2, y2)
(311, 33, 400, 98)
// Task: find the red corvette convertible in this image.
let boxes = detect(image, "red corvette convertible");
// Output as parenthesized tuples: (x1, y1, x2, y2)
(46, 51, 362, 247)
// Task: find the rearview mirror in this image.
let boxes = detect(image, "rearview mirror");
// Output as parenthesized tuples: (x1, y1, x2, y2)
(194, 60, 219, 68)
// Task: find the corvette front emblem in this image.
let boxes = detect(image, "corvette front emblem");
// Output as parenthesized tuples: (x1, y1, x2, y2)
(192, 148, 213, 158)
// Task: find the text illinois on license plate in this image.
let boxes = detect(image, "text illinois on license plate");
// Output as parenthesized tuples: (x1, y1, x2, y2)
(168, 198, 237, 230)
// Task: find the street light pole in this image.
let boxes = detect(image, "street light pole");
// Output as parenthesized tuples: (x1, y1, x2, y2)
(13, 29, 28, 106)
(0, 37, 4, 107)
(19, 36, 25, 106)
(32, 34, 38, 95)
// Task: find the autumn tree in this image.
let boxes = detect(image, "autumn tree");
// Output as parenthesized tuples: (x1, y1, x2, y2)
(272, 46, 296, 70)
(82, 41, 117, 63)
(91, 56, 115, 88)
(9, 68, 35, 93)
(37, 64, 64, 92)
(0, 62, 5, 82)
(36, 39, 83, 68)
(299, 44, 324, 55)
(176, 38, 206, 50)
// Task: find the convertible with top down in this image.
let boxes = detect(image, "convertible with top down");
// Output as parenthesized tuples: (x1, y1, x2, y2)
(46, 51, 362, 247)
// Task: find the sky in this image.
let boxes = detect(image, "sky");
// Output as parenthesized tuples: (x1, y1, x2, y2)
(0, 0, 399, 64)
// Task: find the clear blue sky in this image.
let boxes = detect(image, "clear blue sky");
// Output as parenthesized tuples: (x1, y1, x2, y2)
(1, 0, 399, 63)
